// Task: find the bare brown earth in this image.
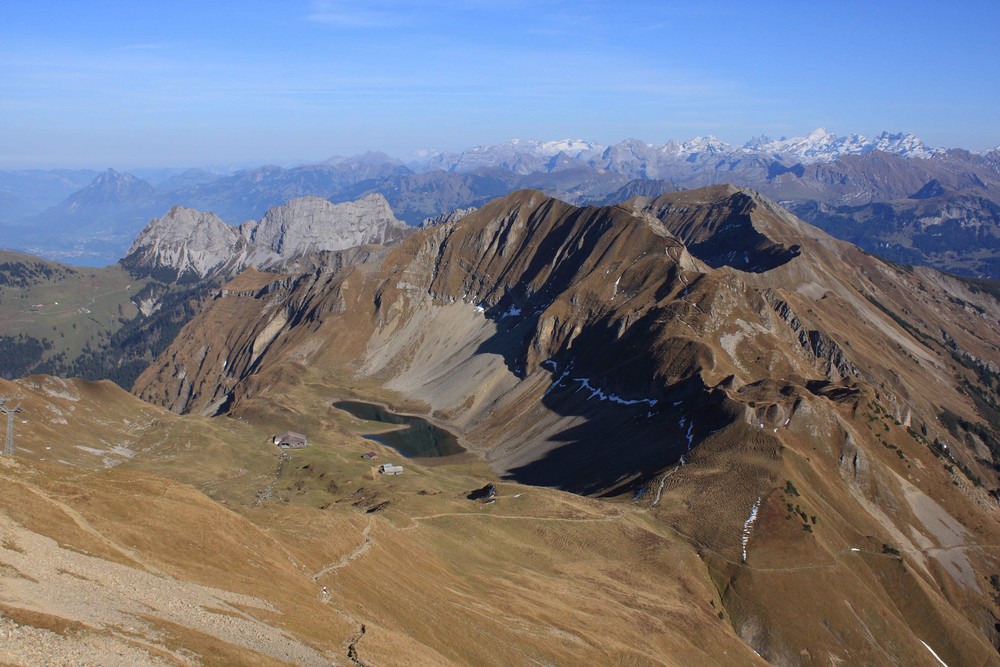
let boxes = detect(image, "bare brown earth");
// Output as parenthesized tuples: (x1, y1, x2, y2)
(7, 186, 1000, 664)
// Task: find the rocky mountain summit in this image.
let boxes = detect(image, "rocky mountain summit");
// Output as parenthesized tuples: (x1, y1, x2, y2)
(122, 193, 410, 281)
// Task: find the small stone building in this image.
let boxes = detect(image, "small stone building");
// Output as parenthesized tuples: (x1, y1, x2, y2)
(379, 463, 404, 475)
(273, 431, 308, 448)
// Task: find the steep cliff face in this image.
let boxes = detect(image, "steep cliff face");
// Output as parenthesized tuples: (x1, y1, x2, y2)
(240, 194, 409, 267)
(121, 194, 410, 281)
(120, 205, 245, 281)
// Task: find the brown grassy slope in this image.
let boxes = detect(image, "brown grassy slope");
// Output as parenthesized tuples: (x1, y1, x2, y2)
(0, 375, 771, 665)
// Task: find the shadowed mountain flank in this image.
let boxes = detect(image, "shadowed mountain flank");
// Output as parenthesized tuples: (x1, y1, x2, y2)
(631, 185, 802, 272)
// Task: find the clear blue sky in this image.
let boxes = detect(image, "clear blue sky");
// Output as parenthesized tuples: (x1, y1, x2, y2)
(1, 0, 998, 168)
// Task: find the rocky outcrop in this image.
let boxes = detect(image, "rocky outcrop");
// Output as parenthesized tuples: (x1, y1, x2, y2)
(764, 290, 859, 380)
(420, 207, 477, 228)
(240, 195, 409, 266)
(122, 194, 411, 281)
(121, 206, 244, 282)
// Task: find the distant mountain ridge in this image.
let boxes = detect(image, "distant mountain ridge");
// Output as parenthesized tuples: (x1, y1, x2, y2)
(3, 128, 1000, 277)
(421, 128, 947, 174)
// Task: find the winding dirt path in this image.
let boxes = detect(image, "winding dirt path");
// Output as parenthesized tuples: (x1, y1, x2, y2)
(312, 517, 375, 581)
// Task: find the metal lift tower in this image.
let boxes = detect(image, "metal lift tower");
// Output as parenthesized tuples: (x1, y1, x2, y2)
(0, 399, 22, 456)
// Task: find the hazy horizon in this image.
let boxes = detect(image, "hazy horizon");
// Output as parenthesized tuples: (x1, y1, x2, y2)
(2, 1, 999, 169)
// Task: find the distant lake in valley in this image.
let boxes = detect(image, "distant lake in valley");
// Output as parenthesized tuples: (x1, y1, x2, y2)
(333, 400, 465, 458)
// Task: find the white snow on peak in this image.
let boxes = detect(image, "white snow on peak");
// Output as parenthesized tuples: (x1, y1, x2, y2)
(536, 139, 604, 158)
(678, 135, 733, 156)
(413, 128, 945, 175)
(870, 131, 942, 159)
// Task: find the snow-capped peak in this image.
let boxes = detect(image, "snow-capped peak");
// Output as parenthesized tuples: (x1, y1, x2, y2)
(744, 128, 941, 163)
(807, 127, 835, 142)
(420, 138, 604, 174)
(414, 129, 943, 175)
(536, 139, 604, 158)
(680, 135, 732, 155)
(869, 131, 941, 159)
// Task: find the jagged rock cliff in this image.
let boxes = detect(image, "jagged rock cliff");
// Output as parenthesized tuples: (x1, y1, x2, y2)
(120, 205, 245, 281)
(122, 193, 410, 281)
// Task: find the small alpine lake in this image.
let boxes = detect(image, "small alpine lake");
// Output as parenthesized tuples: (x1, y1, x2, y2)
(332, 400, 465, 458)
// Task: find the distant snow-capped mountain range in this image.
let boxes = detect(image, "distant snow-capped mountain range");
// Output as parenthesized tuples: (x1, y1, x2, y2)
(416, 128, 945, 174)
(3, 127, 999, 276)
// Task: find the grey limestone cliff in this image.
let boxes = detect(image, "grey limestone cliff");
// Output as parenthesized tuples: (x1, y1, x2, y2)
(122, 194, 409, 281)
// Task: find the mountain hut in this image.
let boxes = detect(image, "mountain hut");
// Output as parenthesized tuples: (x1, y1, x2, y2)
(273, 431, 308, 448)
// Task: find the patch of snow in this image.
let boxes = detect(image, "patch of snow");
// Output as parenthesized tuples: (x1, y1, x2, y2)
(919, 640, 949, 667)
(544, 367, 572, 396)
(741, 496, 762, 563)
(542, 360, 657, 408)
(500, 305, 522, 318)
(572, 376, 658, 407)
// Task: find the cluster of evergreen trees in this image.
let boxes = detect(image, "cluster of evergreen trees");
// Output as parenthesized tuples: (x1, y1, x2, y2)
(0, 260, 73, 288)
(0, 333, 52, 379)
(0, 276, 217, 390)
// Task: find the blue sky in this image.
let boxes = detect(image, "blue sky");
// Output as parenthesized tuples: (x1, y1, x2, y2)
(1, 0, 998, 168)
